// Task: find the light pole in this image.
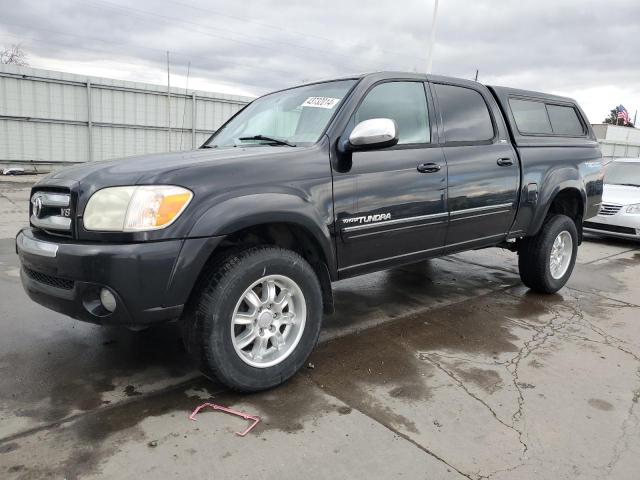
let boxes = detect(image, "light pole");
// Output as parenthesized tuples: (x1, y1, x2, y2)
(426, 0, 439, 74)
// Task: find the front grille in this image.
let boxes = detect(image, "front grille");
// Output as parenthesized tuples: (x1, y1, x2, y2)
(30, 189, 73, 238)
(599, 203, 623, 216)
(23, 267, 75, 290)
(584, 221, 637, 235)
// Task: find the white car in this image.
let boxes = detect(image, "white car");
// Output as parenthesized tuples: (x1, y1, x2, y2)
(584, 158, 640, 240)
(1, 167, 25, 175)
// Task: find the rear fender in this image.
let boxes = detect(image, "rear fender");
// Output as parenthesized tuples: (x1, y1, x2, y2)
(529, 172, 586, 236)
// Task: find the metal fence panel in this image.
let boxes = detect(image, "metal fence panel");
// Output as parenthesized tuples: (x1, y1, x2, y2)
(0, 64, 252, 169)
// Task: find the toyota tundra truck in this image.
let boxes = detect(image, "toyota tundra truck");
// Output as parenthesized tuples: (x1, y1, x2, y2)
(16, 72, 603, 391)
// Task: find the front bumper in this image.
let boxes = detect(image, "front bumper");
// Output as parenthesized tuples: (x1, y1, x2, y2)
(16, 228, 224, 325)
(583, 212, 640, 241)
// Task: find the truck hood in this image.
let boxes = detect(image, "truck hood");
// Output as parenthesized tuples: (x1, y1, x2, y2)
(602, 184, 640, 206)
(39, 146, 296, 186)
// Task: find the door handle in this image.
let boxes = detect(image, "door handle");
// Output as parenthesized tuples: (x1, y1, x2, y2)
(417, 163, 442, 173)
(497, 157, 514, 167)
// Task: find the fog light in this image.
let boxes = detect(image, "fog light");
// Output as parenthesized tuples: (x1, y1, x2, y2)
(99, 288, 117, 313)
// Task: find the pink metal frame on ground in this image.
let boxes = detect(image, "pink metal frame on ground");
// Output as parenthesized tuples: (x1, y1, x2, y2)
(189, 402, 261, 437)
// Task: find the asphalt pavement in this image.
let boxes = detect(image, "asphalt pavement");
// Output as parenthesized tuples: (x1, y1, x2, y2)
(1, 177, 639, 479)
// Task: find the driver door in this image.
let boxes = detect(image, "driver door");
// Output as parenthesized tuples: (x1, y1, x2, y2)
(332, 81, 448, 276)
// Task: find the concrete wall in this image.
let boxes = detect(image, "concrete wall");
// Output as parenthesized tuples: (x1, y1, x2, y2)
(592, 124, 640, 160)
(0, 64, 253, 171)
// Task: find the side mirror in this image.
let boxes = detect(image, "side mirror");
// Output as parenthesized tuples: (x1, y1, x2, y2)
(347, 118, 399, 151)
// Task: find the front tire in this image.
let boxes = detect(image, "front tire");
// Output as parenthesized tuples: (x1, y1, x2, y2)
(183, 246, 323, 392)
(517, 214, 578, 294)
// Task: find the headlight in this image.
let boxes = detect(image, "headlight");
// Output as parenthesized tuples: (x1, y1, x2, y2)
(84, 186, 193, 231)
(626, 204, 640, 214)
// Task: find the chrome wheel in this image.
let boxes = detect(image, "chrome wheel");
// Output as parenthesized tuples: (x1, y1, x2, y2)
(231, 274, 307, 368)
(549, 230, 573, 279)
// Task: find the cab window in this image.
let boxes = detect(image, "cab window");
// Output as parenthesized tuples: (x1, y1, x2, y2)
(354, 82, 430, 145)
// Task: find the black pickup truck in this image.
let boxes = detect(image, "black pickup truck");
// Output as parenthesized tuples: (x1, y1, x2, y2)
(16, 72, 603, 391)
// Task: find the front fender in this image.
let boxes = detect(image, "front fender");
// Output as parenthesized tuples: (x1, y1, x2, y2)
(188, 193, 336, 270)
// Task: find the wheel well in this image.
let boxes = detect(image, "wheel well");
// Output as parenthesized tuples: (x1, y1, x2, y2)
(546, 188, 584, 242)
(215, 223, 334, 314)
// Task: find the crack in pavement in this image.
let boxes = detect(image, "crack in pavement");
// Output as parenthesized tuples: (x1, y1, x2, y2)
(503, 306, 572, 427)
(547, 295, 640, 477)
(566, 286, 640, 309)
(419, 352, 529, 460)
(604, 367, 640, 477)
(309, 376, 475, 480)
(0, 190, 24, 208)
(473, 291, 639, 480)
(580, 246, 640, 266)
(475, 460, 528, 480)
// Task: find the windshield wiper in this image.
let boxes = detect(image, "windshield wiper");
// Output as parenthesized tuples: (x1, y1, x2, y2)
(238, 135, 296, 147)
(200, 144, 217, 149)
(612, 183, 640, 187)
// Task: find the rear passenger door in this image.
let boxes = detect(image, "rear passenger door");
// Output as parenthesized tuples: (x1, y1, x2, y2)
(431, 81, 519, 251)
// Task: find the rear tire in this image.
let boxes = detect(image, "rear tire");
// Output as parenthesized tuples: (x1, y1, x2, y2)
(518, 214, 578, 294)
(182, 246, 323, 392)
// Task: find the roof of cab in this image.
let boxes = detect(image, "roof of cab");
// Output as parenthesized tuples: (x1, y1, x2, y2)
(488, 85, 578, 105)
(268, 71, 579, 107)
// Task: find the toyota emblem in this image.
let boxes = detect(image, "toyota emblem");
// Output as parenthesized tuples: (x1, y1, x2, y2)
(32, 196, 43, 218)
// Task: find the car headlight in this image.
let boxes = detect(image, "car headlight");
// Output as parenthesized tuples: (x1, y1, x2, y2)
(625, 204, 640, 214)
(84, 185, 193, 231)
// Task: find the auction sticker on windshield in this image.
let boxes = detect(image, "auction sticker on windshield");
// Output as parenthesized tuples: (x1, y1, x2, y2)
(301, 97, 340, 109)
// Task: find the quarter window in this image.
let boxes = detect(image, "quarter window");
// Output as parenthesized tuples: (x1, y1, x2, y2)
(433, 84, 494, 143)
(354, 82, 430, 145)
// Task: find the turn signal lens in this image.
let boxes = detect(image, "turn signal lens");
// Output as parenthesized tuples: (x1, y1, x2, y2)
(124, 186, 193, 231)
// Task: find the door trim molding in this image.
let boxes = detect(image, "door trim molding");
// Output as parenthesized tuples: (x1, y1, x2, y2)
(449, 202, 513, 217)
(347, 219, 447, 239)
(449, 208, 512, 222)
(342, 211, 448, 233)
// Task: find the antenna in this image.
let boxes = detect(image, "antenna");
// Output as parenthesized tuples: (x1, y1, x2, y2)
(426, 0, 439, 74)
(167, 51, 171, 150)
(180, 61, 191, 150)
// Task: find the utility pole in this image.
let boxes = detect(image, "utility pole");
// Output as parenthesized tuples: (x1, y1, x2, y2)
(167, 51, 171, 151)
(426, 0, 439, 74)
(86, 79, 93, 162)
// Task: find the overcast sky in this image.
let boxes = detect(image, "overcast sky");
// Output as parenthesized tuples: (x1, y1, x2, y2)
(1, 0, 639, 123)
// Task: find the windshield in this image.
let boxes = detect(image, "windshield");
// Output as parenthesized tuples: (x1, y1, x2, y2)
(605, 161, 640, 187)
(205, 79, 356, 148)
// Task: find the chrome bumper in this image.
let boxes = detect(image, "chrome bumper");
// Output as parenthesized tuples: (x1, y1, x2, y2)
(15, 230, 59, 258)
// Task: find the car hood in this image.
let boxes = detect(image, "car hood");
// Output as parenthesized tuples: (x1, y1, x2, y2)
(38, 146, 297, 186)
(602, 184, 640, 206)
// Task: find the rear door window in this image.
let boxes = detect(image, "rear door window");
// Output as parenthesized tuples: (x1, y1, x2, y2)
(509, 99, 552, 134)
(433, 84, 495, 143)
(546, 104, 584, 136)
